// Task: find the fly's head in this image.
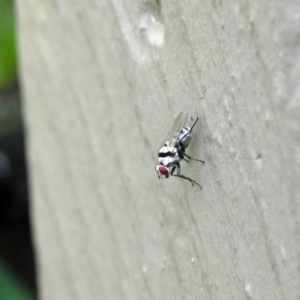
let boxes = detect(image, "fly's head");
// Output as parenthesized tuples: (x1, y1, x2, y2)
(156, 165, 170, 179)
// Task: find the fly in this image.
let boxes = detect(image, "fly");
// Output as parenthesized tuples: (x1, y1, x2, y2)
(155, 112, 205, 189)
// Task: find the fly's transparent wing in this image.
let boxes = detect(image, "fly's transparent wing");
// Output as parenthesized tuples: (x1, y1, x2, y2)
(163, 112, 188, 149)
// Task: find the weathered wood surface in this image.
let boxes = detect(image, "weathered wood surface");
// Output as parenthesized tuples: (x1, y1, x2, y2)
(17, 0, 300, 299)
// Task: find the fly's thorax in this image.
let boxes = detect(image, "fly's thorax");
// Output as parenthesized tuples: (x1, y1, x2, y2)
(158, 151, 181, 167)
(178, 127, 192, 149)
(158, 140, 179, 165)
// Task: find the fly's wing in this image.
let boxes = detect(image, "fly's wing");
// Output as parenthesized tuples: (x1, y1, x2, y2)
(163, 112, 188, 149)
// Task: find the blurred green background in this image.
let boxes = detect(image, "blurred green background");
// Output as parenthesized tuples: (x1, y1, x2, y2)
(0, 0, 17, 93)
(0, 262, 35, 300)
(0, 0, 36, 299)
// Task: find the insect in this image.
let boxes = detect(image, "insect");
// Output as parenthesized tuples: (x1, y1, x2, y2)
(155, 112, 205, 189)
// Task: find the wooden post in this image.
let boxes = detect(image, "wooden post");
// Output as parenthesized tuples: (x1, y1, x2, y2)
(17, 0, 300, 299)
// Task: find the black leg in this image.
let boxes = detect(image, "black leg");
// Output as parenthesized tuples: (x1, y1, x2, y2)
(170, 162, 202, 189)
(171, 174, 202, 189)
(183, 153, 205, 164)
(170, 165, 177, 175)
(171, 163, 180, 175)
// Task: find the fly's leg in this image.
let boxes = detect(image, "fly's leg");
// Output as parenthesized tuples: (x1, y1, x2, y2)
(183, 153, 205, 164)
(170, 163, 180, 175)
(171, 162, 202, 189)
(175, 174, 202, 189)
(172, 173, 203, 189)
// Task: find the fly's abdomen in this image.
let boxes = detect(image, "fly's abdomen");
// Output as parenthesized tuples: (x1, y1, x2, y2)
(178, 127, 192, 149)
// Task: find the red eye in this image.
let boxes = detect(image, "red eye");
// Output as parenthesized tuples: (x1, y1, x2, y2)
(159, 166, 169, 175)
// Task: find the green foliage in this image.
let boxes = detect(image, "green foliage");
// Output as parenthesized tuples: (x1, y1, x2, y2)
(0, 261, 36, 300)
(0, 0, 17, 92)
